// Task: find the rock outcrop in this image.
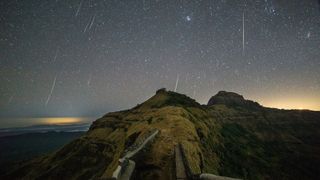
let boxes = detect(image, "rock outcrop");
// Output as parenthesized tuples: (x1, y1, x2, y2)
(207, 91, 261, 110)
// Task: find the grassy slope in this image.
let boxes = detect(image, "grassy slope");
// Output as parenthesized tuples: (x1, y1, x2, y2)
(1, 90, 320, 180)
(207, 105, 320, 179)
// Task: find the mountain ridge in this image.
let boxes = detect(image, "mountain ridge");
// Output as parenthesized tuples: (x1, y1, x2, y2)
(1, 89, 320, 180)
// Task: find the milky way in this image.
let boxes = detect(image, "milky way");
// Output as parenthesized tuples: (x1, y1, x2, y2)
(0, 0, 320, 117)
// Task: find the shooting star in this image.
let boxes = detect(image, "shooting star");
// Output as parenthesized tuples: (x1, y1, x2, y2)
(174, 74, 179, 92)
(83, 19, 90, 33)
(83, 15, 95, 33)
(87, 74, 92, 86)
(45, 75, 57, 106)
(53, 48, 59, 62)
(88, 15, 96, 30)
(307, 31, 311, 39)
(242, 12, 245, 55)
(75, 0, 83, 17)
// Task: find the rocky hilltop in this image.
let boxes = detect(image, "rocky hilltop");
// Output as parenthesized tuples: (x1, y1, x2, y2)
(207, 91, 261, 110)
(1, 89, 320, 180)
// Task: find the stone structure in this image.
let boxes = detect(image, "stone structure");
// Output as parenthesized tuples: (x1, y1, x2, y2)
(112, 129, 159, 180)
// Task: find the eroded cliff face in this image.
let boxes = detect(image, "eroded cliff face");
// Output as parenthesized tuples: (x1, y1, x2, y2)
(2, 89, 320, 180)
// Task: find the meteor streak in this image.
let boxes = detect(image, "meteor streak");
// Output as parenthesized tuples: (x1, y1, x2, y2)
(45, 75, 57, 106)
(174, 74, 179, 92)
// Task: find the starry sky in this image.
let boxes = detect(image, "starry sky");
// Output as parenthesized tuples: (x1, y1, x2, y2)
(1, 0, 320, 118)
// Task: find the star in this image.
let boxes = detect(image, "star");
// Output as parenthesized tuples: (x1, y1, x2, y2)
(307, 32, 311, 39)
(186, 16, 191, 22)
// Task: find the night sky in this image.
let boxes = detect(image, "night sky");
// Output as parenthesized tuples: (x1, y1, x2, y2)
(1, 0, 320, 118)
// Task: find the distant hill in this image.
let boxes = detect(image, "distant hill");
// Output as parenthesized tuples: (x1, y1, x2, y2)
(207, 91, 262, 110)
(1, 89, 320, 180)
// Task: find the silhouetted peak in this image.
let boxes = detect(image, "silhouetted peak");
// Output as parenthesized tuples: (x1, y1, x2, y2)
(156, 88, 167, 94)
(215, 91, 245, 99)
(208, 91, 261, 110)
(134, 89, 200, 110)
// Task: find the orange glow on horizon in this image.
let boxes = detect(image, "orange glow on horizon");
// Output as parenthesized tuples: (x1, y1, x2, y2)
(261, 99, 320, 111)
(36, 117, 87, 125)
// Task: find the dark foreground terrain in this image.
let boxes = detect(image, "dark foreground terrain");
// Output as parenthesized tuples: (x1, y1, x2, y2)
(0, 132, 84, 166)
(1, 89, 320, 179)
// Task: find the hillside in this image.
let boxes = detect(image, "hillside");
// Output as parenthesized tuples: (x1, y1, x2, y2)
(1, 89, 320, 180)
